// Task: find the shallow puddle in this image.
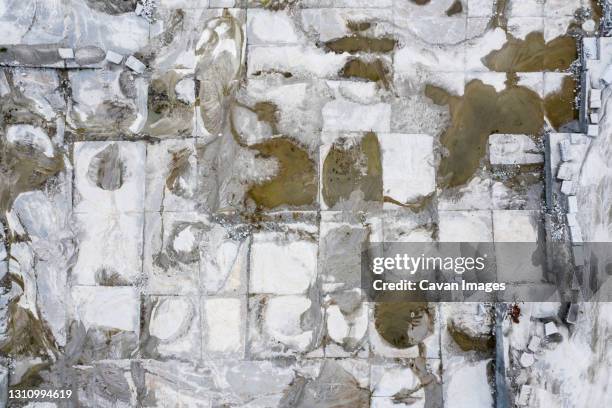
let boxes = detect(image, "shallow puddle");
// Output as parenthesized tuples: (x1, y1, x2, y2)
(590, 0, 603, 26)
(373, 290, 433, 349)
(321, 132, 383, 207)
(544, 75, 578, 130)
(374, 300, 434, 348)
(483, 32, 577, 72)
(248, 137, 317, 208)
(446, 0, 463, 16)
(325, 35, 397, 54)
(0, 139, 64, 213)
(339, 58, 390, 87)
(346, 21, 371, 32)
(426, 80, 544, 187)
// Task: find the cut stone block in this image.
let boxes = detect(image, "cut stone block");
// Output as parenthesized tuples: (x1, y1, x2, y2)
(570, 224, 583, 244)
(58, 48, 74, 59)
(582, 37, 598, 59)
(73, 141, 146, 214)
(560, 180, 574, 195)
(566, 213, 578, 227)
(202, 297, 245, 358)
(379, 133, 435, 206)
(601, 64, 612, 85)
(567, 196, 578, 213)
(106, 50, 124, 64)
(557, 163, 574, 180)
(516, 385, 532, 406)
(126, 55, 146, 73)
(544, 321, 559, 336)
(590, 89, 601, 109)
(527, 336, 541, 352)
(519, 352, 535, 368)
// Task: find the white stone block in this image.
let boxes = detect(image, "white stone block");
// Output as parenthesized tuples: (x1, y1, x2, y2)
(544, 321, 559, 336)
(559, 139, 573, 162)
(250, 232, 317, 295)
(247, 9, 300, 45)
(202, 297, 244, 357)
(72, 286, 140, 332)
(73, 141, 146, 213)
(106, 50, 124, 64)
(438, 211, 493, 242)
(126, 55, 146, 73)
(560, 180, 574, 195)
(570, 133, 587, 144)
(519, 352, 535, 368)
(590, 113, 599, 124)
(322, 100, 390, 133)
(587, 124, 599, 137)
(567, 196, 578, 213)
(516, 385, 532, 406)
(569, 225, 583, 244)
(527, 336, 541, 352)
(590, 89, 601, 109)
(58, 48, 74, 59)
(583, 37, 598, 60)
(557, 163, 574, 180)
(566, 213, 578, 227)
(601, 64, 612, 85)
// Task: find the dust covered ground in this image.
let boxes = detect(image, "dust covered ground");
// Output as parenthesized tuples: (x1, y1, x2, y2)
(0, 0, 610, 407)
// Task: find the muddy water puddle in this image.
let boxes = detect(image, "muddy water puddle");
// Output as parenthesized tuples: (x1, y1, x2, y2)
(0, 138, 64, 213)
(544, 75, 578, 130)
(247, 137, 317, 209)
(484, 32, 577, 72)
(446, 0, 463, 16)
(374, 297, 434, 349)
(325, 35, 396, 54)
(322, 132, 383, 207)
(340, 58, 390, 87)
(426, 80, 544, 188)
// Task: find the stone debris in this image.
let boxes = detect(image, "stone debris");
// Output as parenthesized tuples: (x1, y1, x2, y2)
(587, 124, 599, 137)
(58, 48, 74, 59)
(105, 50, 123, 64)
(527, 336, 541, 353)
(125, 55, 146, 73)
(557, 163, 574, 181)
(561, 180, 574, 195)
(544, 321, 560, 337)
(566, 304, 580, 325)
